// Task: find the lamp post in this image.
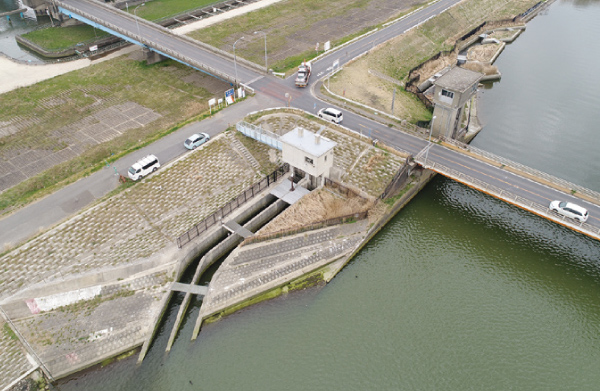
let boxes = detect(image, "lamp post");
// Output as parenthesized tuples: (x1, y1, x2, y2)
(134, 3, 145, 39)
(233, 36, 244, 87)
(254, 31, 267, 73)
(425, 115, 436, 165)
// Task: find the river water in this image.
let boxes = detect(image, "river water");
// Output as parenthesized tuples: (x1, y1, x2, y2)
(59, 1, 600, 389)
(0, 0, 48, 62)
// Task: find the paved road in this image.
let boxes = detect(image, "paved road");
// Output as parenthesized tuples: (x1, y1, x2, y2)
(419, 143, 600, 232)
(57, 0, 262, 84)
(0, 93, 279, 247)
(3, 0, 598, 247)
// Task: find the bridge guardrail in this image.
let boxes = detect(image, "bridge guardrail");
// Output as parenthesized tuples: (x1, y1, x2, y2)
(441, 138, 600, 203)
(418, 158, 600, 238)
(56, 0, 266, 75)
(56, 1, 234, 81)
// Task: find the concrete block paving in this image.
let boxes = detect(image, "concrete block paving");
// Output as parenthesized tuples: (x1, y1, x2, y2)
(0, 319, 35, 391)
(200, 223, 368, 319)
(0, 135, 261, 302)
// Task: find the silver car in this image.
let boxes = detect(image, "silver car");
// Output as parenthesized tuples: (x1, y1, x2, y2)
(184, 133, 210, 150)
(549, 200, 589, 223)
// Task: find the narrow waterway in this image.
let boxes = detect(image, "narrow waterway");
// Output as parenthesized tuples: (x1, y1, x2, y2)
(0, 0, 48, 62)
(58, 1, 600, 389)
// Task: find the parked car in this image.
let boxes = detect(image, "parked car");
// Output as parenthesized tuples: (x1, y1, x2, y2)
(549, 200, 589, 223)
(128, 154, 160, 181)
(318, 107, 343, 124)
(184, 133, 210, 150)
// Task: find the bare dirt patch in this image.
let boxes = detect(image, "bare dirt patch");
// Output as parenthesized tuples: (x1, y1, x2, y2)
(258, 188, 373, 234)
(191, 0, 426, 70)
(467, 43, 501, 62)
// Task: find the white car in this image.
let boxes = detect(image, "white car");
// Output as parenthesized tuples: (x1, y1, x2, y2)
(549, 200, 589, 223)
(318, 107, 343, 124)
(128, 154, 160, 181)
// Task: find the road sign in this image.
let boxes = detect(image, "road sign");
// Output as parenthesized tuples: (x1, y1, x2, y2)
(225, 89, 235, 105)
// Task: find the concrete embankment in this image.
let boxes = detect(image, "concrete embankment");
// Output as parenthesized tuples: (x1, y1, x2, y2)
(161, 195, 288, 355)
(191, 165, 435, 337)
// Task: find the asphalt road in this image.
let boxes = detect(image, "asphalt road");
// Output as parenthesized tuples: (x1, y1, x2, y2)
(2, 0, 598, 248)
(422, 143, 600, 230)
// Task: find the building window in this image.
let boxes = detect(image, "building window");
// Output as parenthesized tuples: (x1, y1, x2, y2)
(305, 156, 314, 165)
(441, 89, 454, 99)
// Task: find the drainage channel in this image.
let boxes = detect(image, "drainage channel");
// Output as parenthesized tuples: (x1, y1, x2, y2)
(141, 194, 289, 357)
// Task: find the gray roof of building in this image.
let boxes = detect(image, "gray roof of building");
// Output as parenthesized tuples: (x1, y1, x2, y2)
(280, 127, 336, 157)
(434, 66, 483, 93)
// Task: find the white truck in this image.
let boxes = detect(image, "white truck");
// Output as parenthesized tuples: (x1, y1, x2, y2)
(295, 61, 312, 87)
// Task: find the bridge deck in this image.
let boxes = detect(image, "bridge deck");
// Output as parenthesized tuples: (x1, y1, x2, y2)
(415, 141, 600, 241)
(170, 282, 208, 296)
(55, 0, 263, 85)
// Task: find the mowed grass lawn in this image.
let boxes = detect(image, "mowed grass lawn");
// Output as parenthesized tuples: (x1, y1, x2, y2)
(22, 0, 218, 50)
(22, 25, 109, 51)
(0, 57, 226, 214)
(189, 0, 426, 73)
(328, 0, 539, 122)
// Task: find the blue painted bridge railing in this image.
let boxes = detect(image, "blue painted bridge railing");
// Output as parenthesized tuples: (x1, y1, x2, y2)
(236, 121, 282, 150)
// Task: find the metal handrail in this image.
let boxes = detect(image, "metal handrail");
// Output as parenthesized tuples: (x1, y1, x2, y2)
(55, 0, 264, 76)
(440, 138, 600, 202)
(420, 158, 600, 237)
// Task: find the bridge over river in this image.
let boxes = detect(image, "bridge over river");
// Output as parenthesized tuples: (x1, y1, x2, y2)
(414, 139, 600, 240)
(40, 0, 600, 242)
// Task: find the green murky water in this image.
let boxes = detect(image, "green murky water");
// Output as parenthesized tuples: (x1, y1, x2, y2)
(59, 1, 600, 389)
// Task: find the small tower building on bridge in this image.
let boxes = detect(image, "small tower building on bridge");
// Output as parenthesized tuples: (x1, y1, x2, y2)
(431, 66, 483, 140)
(280, 127, 336, 189)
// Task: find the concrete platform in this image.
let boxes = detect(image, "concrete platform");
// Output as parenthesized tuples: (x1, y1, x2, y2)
(223, 220, 254, 238)
(171, 282, 208, 296)
(270, 180, 310, 205)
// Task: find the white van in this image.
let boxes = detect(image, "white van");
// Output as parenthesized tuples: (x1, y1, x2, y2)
(318, 107, 343, 124)
(128, 154, 160, 181)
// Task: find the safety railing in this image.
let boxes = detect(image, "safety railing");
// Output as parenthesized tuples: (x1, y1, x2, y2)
(441, 137, 600, 203)
(236, 121, 281, 150)
(55, 0, 264, 75)
(419, 159, 600, 237)
(176, 164, 289, 248)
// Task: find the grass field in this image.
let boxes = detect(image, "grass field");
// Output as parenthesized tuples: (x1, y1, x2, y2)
(327, 0, 540, 122)
(22, 25, 109, 51)
(0, 56, 229, 214)
(189, 0, 426, 73)
(130, 0, 218, 22)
